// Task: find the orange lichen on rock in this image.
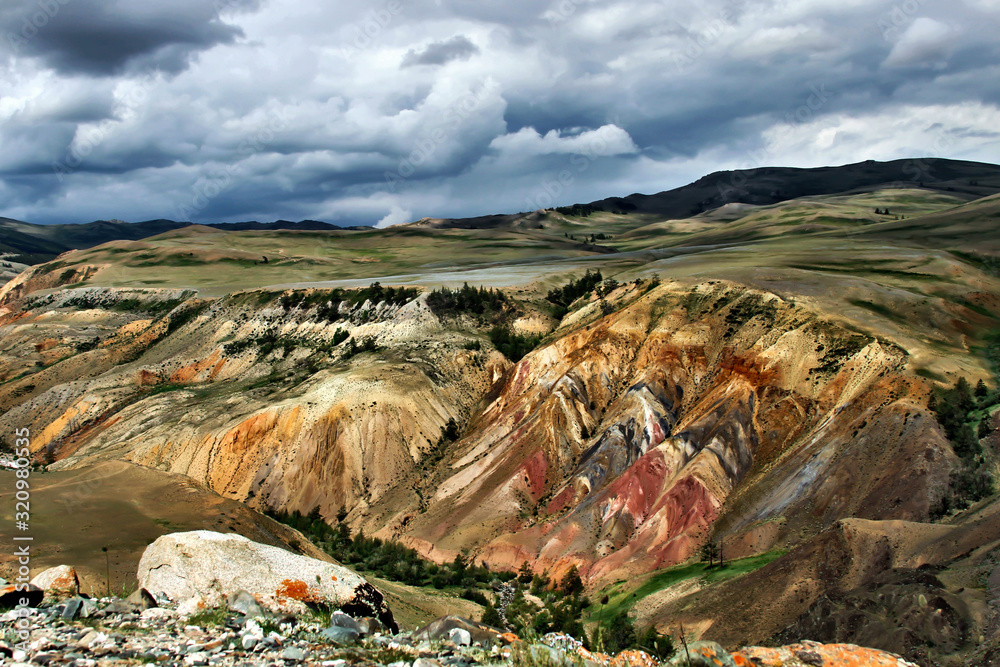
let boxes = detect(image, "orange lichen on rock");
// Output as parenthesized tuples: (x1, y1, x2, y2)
(609, 649, 657, 667)
(734, 642, 920, 666)
(275, 578, 316, 602)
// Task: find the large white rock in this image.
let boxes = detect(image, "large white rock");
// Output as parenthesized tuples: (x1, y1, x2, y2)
(137, 531, 395, 630)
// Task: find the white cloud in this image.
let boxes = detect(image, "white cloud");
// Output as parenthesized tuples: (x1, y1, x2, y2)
(489, 125, 638, 159)
(376, 205, 413, 228)
(883, 18, 954, 68)
(759, 102, 1000, 166)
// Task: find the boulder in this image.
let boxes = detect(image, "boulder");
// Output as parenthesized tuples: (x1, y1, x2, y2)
(59, 597, 84, 620)
(137, 531, 396, 631)
(668, 642, 737, 667)
(733, 642, 921, 667)
(227, 590, 266, 618)
(448, 628, 471, 646)
(319, 626, 359, 645)
(30, 565, 80, 600)
(0, 583, 43, 609)
(356, 617, 383, 636)
(126, 587, 157, 610)
(329, 611, 362, 632)
(414, 616, 501, 646)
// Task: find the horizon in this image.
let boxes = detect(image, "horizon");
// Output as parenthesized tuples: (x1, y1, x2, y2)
(1, 0, 999, 227)
(5, 155, 996, 227)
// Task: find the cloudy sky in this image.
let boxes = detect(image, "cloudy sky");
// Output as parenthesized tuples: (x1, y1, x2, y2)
(1, 0, 998, 226)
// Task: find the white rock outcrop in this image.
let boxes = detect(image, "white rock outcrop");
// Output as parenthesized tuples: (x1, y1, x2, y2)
(137, 531, 395, 630)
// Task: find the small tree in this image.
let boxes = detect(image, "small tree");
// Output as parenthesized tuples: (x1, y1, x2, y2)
(700, 541, 720, 567)
(481, 602, 503, 628)
(559, 565, 584, 597)
(956, 377, 976, 413)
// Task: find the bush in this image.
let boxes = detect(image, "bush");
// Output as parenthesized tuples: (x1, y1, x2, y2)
(591, 610, 636, 654)
(489, 326, 540, 362)
(341, 336, 381, 360)
(480, 602, 503, 628)
(546, 270, 603, 310)
(460, 588, 490, 605)
(930, 377, 998, 514)
(498, 569, 589, 644)
(266, 508, 515, 589)
(596, 278, 619, 297)
(427, 284, 508, 320)
(636, 626, 675, 660)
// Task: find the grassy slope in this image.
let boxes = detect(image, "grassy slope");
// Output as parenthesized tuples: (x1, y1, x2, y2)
(585, 552, 786, 627)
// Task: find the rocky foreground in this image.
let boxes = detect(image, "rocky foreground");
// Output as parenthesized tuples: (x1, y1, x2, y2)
(0, 596, 920, 667)
(0, 529, 920, 667)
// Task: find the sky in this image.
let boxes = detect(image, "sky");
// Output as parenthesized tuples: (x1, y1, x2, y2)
(1, 0, 999, 227)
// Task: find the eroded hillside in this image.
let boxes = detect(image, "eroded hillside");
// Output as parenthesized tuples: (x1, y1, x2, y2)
(0, 274, 981, 579)
(4, 176, 1000, 664)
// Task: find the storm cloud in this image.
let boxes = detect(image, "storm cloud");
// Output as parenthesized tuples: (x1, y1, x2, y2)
(0, 0, 998, 226)
(402, 35, 479, 67)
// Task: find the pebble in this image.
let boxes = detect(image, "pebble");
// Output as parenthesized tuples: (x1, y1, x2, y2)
(281, 646, 307, 661)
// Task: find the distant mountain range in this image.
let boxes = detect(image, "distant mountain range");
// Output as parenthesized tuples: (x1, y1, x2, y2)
(584, 157, 1000, 218)
(3, 158, 999, 264)
(409, 158, 1000, 229)
(0, 218, 354, 264)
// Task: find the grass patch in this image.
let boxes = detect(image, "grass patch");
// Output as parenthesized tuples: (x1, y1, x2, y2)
(587, 551, 785, 622)
(186, 607, 230, 627)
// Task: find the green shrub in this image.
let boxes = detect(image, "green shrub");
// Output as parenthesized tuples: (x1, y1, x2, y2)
(546, 270, 603, 310)
(265, 508, 514, 589)
(930, 377, 998, 514)
(489, 326, 540, 362)
(427, 283, 508, 320)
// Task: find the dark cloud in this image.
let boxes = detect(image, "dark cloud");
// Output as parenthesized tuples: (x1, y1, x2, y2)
(1, 0, 256, 76)
(0, 0, 998, 226)
(401, 36, 479, 67)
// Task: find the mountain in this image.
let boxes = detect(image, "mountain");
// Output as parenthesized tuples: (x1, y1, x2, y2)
(0, 218, 351, 265)
(2, 161, 1000, 663)
(413, 158, 1000, 230)
(586, 157, 1000, 218)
